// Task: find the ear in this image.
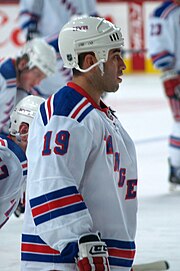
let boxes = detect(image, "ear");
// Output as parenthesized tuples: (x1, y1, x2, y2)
(83, 54, 97, 69)
(17, 58, 28, 71)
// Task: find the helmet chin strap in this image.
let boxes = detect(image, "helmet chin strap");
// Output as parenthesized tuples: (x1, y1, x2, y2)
(15, 132, 29, 142)
(75, 59, 105, 76)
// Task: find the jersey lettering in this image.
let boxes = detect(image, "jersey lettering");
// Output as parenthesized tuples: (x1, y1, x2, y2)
(150, 23, 162, 36)
(125, 179, 137, 200)
(118, 168, 126, 187)
(0, 158, 9, 180)
(42, 130, 70, 156)
(106, 135, 113, 154)
(105, 134, 137, 199)
(42, 131, 52, 156)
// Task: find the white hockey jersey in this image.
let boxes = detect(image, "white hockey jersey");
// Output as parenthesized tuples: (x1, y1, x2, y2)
(19, 0, 98, 38)
(148, 1, 180, 71)
(21, 83, 138, 271)
(0, 135, 27, 228)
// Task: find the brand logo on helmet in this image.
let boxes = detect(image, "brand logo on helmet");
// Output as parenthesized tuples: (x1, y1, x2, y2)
(73, 25, 88, 31)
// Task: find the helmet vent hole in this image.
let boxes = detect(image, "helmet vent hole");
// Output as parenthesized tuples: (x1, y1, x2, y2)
(109, 32, 120, 42)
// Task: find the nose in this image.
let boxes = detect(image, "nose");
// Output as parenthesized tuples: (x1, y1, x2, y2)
(120, 57, 126, 71)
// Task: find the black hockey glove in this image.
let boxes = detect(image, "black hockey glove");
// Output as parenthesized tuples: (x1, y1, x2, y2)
(26, 22, 39, 41)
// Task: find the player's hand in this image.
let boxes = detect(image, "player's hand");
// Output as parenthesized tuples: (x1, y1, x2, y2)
(161, 70, 180, 99)
(76, 232, 110, 271)
(26, 23, 39, 41)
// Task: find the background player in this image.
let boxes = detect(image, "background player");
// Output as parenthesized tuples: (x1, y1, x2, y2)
(18, 0, 99, 98)
(0, 95, 44, 228)
(0, 38, 56, 135)
(21, 16, 138, 271)
(148, 0, 180, 188)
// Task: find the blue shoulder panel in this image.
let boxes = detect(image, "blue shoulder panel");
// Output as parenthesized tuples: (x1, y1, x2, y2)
(153, 1, 178, 18)
(40, 86, 94, 125)
(53, 86, 84, 116)
(0, 58, 16, 80)
(0, 134, 27, 163)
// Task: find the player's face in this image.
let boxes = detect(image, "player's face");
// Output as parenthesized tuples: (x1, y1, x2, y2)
(18, 67, 46, 91)
(101, 48, 126, 93)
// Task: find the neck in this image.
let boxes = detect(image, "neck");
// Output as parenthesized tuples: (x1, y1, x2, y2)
(72, 75, 104, 106)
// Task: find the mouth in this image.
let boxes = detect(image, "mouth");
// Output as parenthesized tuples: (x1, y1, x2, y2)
(117, 75, 123, 82)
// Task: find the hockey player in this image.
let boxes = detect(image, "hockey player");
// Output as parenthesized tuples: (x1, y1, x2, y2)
(0, 95, 45, 229)
(21, 16, 138, 271)
(148, 0, 180, 188)
(18, 0, 99, 98)
(0, 38, 56, 135)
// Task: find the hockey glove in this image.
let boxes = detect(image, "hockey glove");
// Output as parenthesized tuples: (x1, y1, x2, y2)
(76, 232, 110, 271)
(26, 22, 39, 41)
(161, 70, 180, 99)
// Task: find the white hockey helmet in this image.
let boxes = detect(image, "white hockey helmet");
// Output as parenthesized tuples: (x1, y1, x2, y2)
(9, 95, 45, 136)
(58, 16, 124, 72)
(20, 38, 56, 77)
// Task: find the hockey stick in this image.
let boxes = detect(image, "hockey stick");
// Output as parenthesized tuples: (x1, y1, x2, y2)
(133, 260, 169, 271)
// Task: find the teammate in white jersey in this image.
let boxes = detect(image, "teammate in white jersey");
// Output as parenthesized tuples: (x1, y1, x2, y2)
(0, 38, 56, 135)
(148, 0, 180, 187)
(0, 95, 44, 228)
(21, 16, 138, 271)
(18, 0, 98, 98)
(19, 0, 98, 39)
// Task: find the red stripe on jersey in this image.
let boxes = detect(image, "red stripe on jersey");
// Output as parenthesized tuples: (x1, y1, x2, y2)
(22, 243, 60, 254)
(0, 139, 6, 146)
(7, 79, 16, 85)
(161, 4, 177, 18)
(47, 95, 52, 120)
(71, 99, 89, 118)
(22, 162, 27, 169)
(170, 138, 180, 147)
(108, 248, 135, 259)
(152, 50, 169, 62)
(32, 194, 83, 217)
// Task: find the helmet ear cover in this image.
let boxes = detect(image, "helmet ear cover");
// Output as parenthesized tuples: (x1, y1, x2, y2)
(58, 16, 124, 73)
(9, 95, 45, 136)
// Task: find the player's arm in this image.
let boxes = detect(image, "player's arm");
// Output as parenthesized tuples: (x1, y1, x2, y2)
(27, 113, 102, 261)
(0, 143, 25, 228)
(148, 16, 175, 71)
(148, 15, 180, 99)
(18, 0, 43, 40)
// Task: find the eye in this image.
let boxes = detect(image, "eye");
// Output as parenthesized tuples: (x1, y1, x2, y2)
(114, 54, 121, 60)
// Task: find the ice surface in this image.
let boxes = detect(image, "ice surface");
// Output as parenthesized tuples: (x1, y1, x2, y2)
(0, 74, 179, 270)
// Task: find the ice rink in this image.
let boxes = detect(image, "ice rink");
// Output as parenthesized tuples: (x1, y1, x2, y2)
(0, 74, 180, 270)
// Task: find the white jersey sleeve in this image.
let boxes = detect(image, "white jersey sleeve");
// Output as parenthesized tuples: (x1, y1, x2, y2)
(0, 136, 27, 228)
(26, 108, 94, 252)
(18, 0, 43, 37)
(148, 1, 180, 71)
(0, 58, 17, 134)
